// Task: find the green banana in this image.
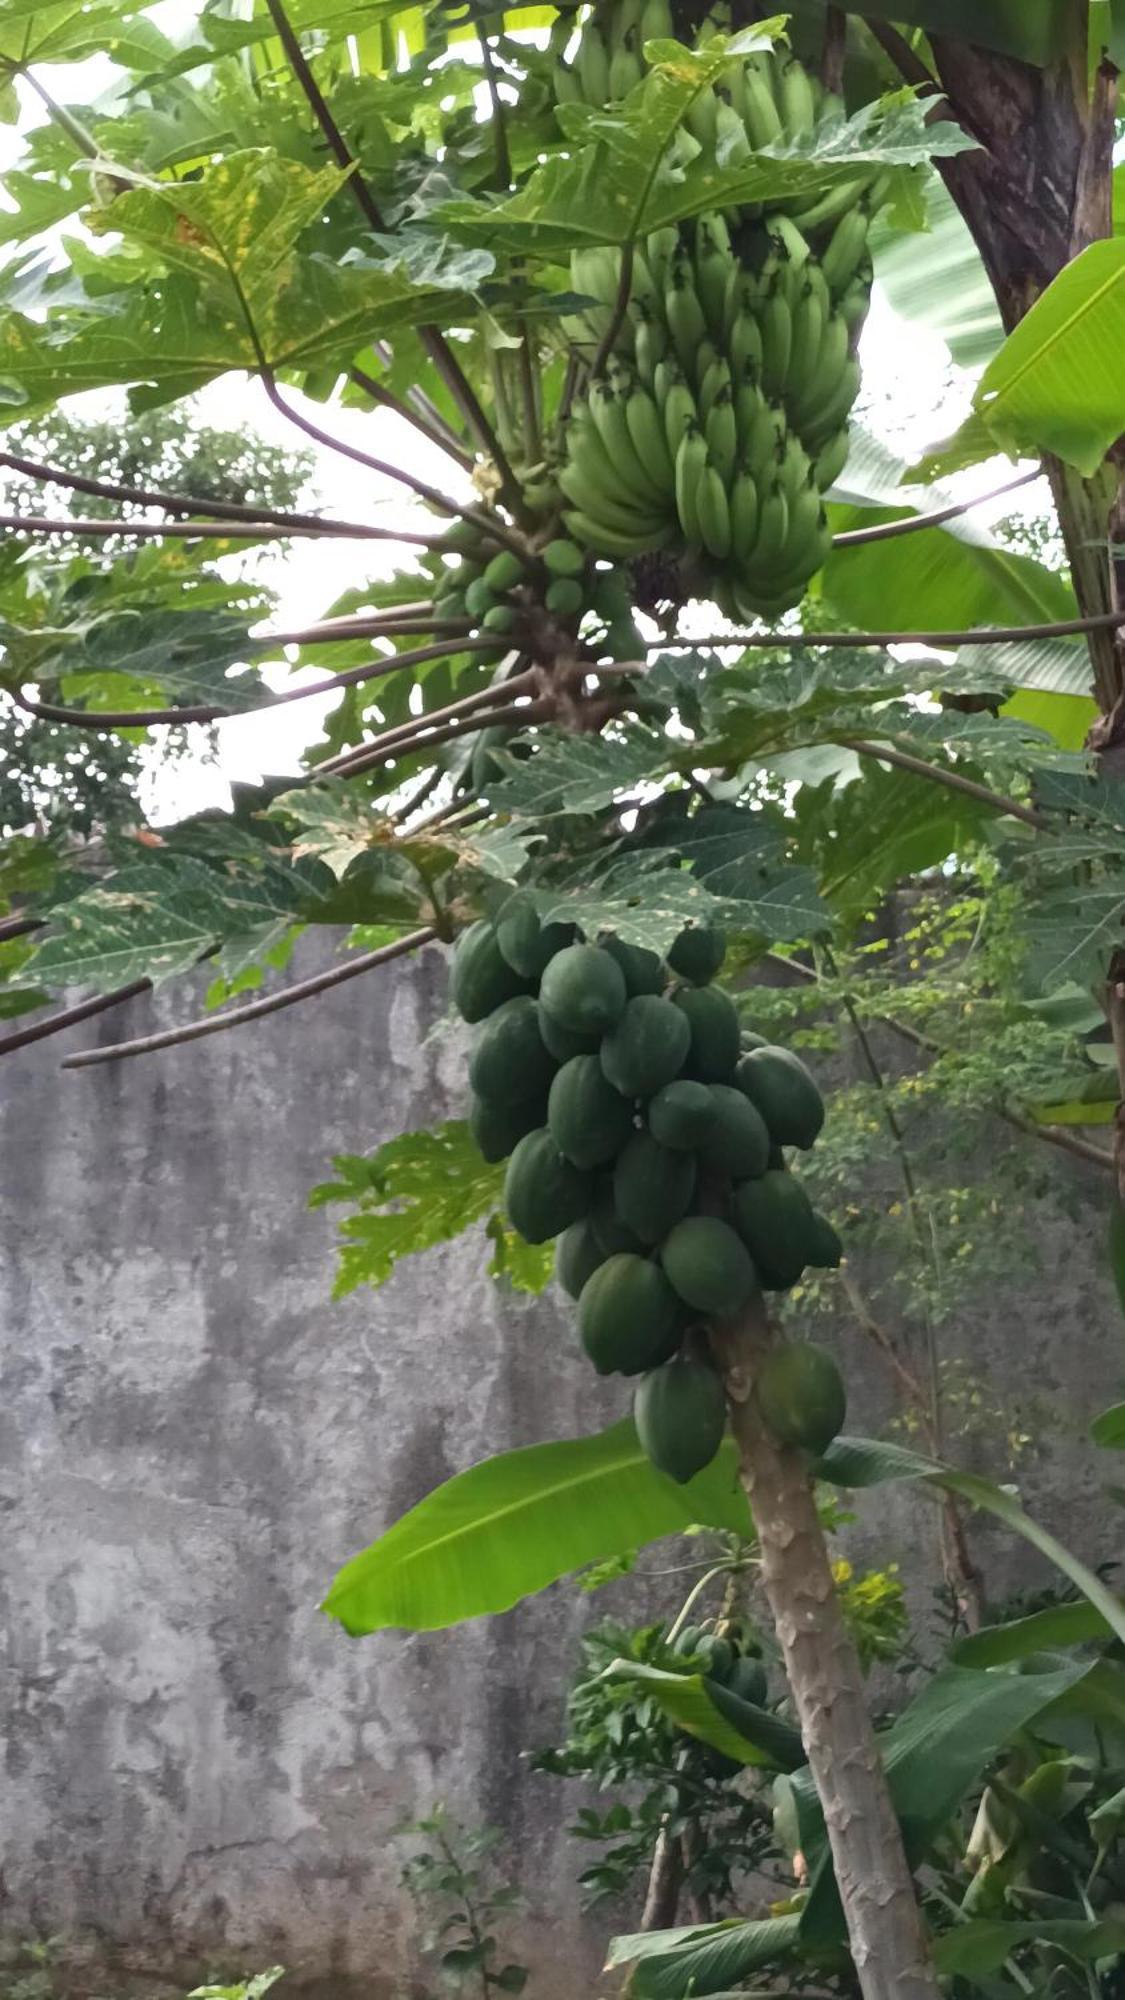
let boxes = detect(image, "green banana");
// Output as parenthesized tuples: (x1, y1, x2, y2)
(730, 311, 764, 378)
(553, 59, 581, 105)
(738, 477, 788, 577)
(577, 23, 610, 103)
(588, 382, 668, 504)
(771, 214, 812, 288)
(645, 226, 680, 292)
(792, 312, 849, 427)
(652, 356, 678, 408)
(625, 384, 676, 490)
(608, 30, 643, 99)
(684, 84, 719, 148)
(639, 0, 674, 42)
(697, 461, 733, 558)
(608, 0, 642, 49)
(786, 277, 825, 405)
(804, 356, 861, 444)
(559, 459, 669, 538)
(565, 413, 662, 517)
(787, 174, 869, 236)
(760, 278, 793, 397)
(665, 262, 709, 372)
(692, 338, 720, 393)
(734, 367, 766, 449)
(821, 204, 871, 296)
(674, 426, 709, 548)
(739, 54, 784, 148)
(634, 306, 669, 386)
(694, 223, 734, 339)
(571, 245, 625, 308)
(729, 464, 760, 560)
(839, 269, 872, 340)
(704, 386, 738, 484)
(563, 508, 673, 556)
(699, 354, 732, 416)
(813, 427, 850, 492)
(776, 54, 817, 139)
(714, 96, 752, 164)
(662, 377, 699, 454)
(778, 434, 812, 507)
(742, 399, 785, 482)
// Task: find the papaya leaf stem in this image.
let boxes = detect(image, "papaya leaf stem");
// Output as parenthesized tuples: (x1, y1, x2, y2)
(60, 928, 438, 1071)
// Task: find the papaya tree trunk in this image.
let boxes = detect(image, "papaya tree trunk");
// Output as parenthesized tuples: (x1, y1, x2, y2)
(714, 1303, 940, 2000)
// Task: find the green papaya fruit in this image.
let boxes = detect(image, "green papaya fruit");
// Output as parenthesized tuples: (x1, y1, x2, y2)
(649, 1079, 716, 1150)
(495, 896, 576, 979)
(451, 919, 532, 1023)
(482, 602, 516, 633)
(469, 995, 556, 1105)
(589, 1179, 645, 1256)
(695, 1632, 734, 1679)
(464, 576, 498, 619)
(600, 994, 691, 1099)
(807, 1211, 843, 1269)
(540, 943, 628, 1036)
(674, 984, 741, 1082)
(484, 548, 527, 592)
(673, 1623, 704, 1657)
(735, 1045, 825, 1149)
(545, 576, 585, 617)
(697, 1084, 771, 1180)
(600, 934, 666, 996)
(740, 1029, 769, 1052)
(613, 1131, 697, 1245)
(469, 724, 515, 794)
(730, 1170, 819, 1288)
(542, 537, 585, 577)
(538, 1003, 600, 1062)
(635, 1355, 727, 1483)
(579, 1253, 683, 1375)
(469, 1090, 547, 1164)
(756, 1342, 846, 1455)
(661, 1215, 759, 1316)
(548, 1054, 635, 1168)
(555, 1217, 607, 1299)
(725, 1655, 768, 1706)
(667, 924, 727, 985)
(504, 1127, 593, 1244)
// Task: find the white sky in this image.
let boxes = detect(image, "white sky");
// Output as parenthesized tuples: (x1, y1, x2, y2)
(0, 25, 1032, 826)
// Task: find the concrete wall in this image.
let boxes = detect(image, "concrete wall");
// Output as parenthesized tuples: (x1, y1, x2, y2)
(0, 938, 1119, 1994)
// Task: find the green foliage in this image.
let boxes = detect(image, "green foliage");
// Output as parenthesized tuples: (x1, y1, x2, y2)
(397, 1808, 528, 1996)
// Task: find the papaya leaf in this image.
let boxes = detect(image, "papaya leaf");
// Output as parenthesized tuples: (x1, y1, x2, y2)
(601, 1661, 802, 1771)
(1092, 1403, 1125, 1449)
(322, 1423, 753, 1634)
(310, 1122, 505, 1296)
(487, 729, 668, 818)
(15, 852, 326, 994)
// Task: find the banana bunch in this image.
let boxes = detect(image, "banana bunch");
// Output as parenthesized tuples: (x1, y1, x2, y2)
(560, 208, 869, 612)
(553, 0, 673, 109)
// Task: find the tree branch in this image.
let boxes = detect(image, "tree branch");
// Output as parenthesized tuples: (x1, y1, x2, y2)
(590, 241, 636, 384)
(660, 610, 1125, 651)
(858, 15, 939, 94)
(320, 696, 554, 781)
(13, 636, 499, 730)
(0, 447, 412, 538)
(830, 469, 1040, 548)
(262, 0, 519, 500)
(260, 373, 528, 560)
(843, 736, 1046, 829)
(0, 509, 444, 546)
(820, 6, 847, 92)
(61, 928, 437, 1070)
(348, 367, 474, 475)
(0, 977, 150, 1057)
(318, 671, 537, 771)
(0, 913, 42, 943)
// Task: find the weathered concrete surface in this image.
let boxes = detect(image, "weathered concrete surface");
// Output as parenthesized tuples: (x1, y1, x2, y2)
(0, 941, 626, 1996)
(0, 938, 1120, 1993)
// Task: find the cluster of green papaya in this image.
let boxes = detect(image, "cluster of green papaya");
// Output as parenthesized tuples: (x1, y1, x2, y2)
(671, 1619, 767, 1708)
(452, 906, 846, 1482)
(552, 5, 886, 612)
(433, 522, 643, 658)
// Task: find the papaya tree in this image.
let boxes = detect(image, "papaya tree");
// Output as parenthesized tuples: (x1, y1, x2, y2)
(1, 1, 1124, 1994)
